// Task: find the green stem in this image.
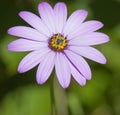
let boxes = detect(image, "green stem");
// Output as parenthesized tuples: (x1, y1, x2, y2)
(50, 75, 57, 115)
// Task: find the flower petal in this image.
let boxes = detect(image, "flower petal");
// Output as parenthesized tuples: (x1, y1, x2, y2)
(69, 61, 86, 86)
(18, 48, 50, 73)
(68, 32, 109, 45)
(36, 51, 55, 84)
(63, 9, 88, 37)
(19, 11, 51, 36)
(68, 20, 104, 39)
(64, 50, 91, 80)
(38, 2, 55, 33)
(54, 2, 67, 33)
(7, 38, 47, 52)
(69, 46, 106, 64)
(8, 26, 48, 42)
(55, 53, 71, 88)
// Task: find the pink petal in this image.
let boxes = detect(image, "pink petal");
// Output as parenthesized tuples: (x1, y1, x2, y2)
(55, 53, 71, 88)
(8, 26, 48, 42)
(68, 20, 104, 39)
(19, 11, 51, 36)
(7, 39, 47, 52)
(68, 46, 106, 64)
(38, 2, 56, 33)
(36, 51, 55, 84)
(18, 48, 50, 73)
(68, 32, 109, 45)
(69, 61, 86, 86)
(54, 2, 67, 33)
(63, 9, 88, 37)
(64, 50, 91, 80)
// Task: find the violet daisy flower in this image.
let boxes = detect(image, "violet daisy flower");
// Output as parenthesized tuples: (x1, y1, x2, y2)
(7, 2, 109, 88)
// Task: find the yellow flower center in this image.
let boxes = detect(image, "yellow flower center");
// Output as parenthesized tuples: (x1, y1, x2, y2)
(49, 34, 67, 52)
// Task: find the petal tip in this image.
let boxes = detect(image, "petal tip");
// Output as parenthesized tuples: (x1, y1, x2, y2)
(101, 58, 107, 64)
(7, 44, 12, 51)
(36, 78, 44, 85)
(36, 73, 45, 85)
(86, 74, 92, 80)
(7, 28, 12, 35)
(18, 68, 23, 73)
(57, 78, 70, 89)
(18, 64, 26, 73)
(80, 9, 88, 15)
(18, 11, 25, 17)
(106, 35, 110, 42)
(7, 27, 17, 35)
(61, 84, 69, 88)
(55, 2, 66, 6)
(98, 21, 104, 28)
(91, 20, 104, 29)
(38, 2, 48, 7)
(80, 80, 87, 87)
(61, 80, 70, 88)
(80, 80, 86, 86)
(7, 42, 17, 52)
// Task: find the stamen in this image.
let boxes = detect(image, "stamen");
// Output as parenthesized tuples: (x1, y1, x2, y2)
(49, 34, 67, 52)
(56, 39, 63, 45)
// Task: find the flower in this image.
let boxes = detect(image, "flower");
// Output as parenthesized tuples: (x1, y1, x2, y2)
(7, 2, 109, 88)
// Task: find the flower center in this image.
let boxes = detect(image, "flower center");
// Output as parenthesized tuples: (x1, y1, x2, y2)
(49, 34, 67, 52)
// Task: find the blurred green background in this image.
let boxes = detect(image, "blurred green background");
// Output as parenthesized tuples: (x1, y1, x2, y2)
(0, 0, 120, 115)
